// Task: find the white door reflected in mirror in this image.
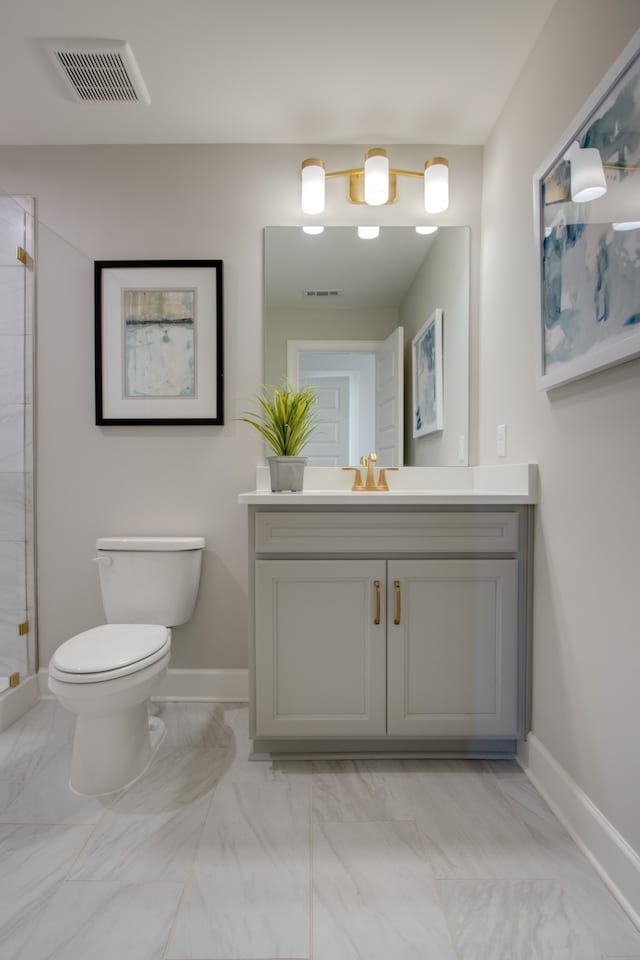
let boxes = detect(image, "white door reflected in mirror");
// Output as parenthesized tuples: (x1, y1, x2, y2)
(288, 328, 403, 467)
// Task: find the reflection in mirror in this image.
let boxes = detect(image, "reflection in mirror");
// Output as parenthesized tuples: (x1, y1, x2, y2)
(264, 226, 470, 466)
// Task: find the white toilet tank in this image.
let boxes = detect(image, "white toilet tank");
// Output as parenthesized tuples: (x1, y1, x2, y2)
(95, 537, 205, 626)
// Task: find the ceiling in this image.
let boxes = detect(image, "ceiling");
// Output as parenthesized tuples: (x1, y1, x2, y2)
(0, 0, 556, 146)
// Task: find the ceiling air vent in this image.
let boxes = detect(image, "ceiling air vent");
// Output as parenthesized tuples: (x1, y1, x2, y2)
(45, 40, 151, 104)
(303, 290, 342, 298)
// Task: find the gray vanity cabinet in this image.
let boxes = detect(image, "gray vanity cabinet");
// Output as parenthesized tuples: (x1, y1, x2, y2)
(386, 559, 518, 737)
(255, 559, 387, 737)
(250, 509, 530, 754)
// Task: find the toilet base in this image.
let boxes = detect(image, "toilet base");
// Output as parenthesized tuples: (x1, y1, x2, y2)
(69, 707, 166, 797)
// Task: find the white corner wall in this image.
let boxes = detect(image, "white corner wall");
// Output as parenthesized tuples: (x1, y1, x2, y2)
(0, 143, 482, 670)
(400, 227, 470, 466)
(479, 0, 640, 913)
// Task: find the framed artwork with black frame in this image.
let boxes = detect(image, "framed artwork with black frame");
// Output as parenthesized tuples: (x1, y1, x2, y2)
(95, 259, 223, 425)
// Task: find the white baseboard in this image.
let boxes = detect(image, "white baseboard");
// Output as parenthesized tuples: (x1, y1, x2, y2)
(38, 667, 248, 703)
(0, 674, 39, 731)
(518, 733, 640, 930)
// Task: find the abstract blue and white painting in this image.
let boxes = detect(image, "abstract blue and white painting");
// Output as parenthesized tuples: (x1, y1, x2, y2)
(123, 288, 196, 398)
(540, 41, 640, 386)
(412, 308, 443, 438)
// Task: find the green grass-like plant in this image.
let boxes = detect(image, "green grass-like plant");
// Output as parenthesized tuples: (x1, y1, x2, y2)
(240, 381, 318, 457)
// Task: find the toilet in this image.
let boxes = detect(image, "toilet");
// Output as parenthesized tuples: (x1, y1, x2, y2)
(48, 536, 205, 797)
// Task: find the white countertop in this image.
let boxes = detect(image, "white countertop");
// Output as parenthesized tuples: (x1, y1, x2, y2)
(238, 464, 538, 505)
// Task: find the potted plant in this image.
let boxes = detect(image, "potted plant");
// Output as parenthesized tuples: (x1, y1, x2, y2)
(240, 381, 318, 491)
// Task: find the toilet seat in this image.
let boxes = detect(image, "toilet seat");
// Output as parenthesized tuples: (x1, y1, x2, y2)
(50, 624, 171, 684)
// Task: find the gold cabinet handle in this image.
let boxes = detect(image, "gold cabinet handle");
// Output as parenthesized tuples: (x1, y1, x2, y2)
(394, 580, 401, 625)
(374, 580, 381, 625)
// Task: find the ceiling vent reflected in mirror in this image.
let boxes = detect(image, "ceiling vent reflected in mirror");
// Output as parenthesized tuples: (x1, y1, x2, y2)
(45, 39, 151, 104)
(303, 290, 342, 299)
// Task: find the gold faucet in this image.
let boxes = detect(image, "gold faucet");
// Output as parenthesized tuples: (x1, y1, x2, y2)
(342, 452, 398, 491)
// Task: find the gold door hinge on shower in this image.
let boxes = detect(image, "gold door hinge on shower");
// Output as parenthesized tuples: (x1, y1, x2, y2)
(16, 246, 32, 267)
(9, 673, 20, 688)
(18, 621, 29, 636)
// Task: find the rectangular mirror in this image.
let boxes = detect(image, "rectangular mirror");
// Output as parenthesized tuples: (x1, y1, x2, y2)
(264, 225, 470, 466)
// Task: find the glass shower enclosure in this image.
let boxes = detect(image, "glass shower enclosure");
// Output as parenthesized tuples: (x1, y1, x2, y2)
(0, 192, 36, 691)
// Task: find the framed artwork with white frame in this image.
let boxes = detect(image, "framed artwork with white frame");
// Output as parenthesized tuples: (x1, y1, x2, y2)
(533, 29, 640, 391)
(412, 307, 443, 438)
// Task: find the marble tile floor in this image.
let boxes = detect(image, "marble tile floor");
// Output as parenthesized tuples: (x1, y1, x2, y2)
(0, 700, 638, 960)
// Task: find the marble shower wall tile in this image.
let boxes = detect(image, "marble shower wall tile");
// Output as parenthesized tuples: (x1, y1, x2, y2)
(438, 878, 601, 960)
(0, 266, 26, 334)
(0, 472, 25, 539)
(0, 539, 26, 612)
(69, 746, 226, 882)
(0, 405, 24, 473)
(0, 197, 26, 264)
(0, 823, 94, 960)
(167, 779, 311, 960)
(0, 621, 28, 676)
(18, 881, 183, 960)
(313, 818, 456, 960)
(0, 335, 24, 406)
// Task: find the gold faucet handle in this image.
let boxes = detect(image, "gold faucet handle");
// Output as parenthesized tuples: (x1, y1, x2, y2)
(376, 467, 399, 491)
(369, 451, 378, 463)
(342, 466, 365, 491)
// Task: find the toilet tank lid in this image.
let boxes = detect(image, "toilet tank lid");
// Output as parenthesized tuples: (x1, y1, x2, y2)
(96, 536, 205, 551)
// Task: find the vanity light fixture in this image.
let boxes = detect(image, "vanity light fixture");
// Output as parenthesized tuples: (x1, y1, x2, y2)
(564, 140, 607, 203)
(300, 150, 449, 215)
(357, 226, 380, 239)
(415, 225, 438, 235)
(302, 225, 325, 235)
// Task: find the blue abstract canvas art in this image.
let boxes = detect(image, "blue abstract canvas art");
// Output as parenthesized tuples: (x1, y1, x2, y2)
(412, 308, 443, 438)
(538, 33, 640, 388)
(123, 288, 196, 398)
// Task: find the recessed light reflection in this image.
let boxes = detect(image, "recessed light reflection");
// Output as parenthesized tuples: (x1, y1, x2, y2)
(357, 226, 380, 239)
(415, 226, 438, 235)
(302, 225, 324, 235)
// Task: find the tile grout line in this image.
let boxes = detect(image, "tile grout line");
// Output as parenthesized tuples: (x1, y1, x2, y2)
(431, 855, 464, 960)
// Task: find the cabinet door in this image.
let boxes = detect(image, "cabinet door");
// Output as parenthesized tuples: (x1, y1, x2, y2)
(387, 559, 518, 737)
(255, 560, 387, 737)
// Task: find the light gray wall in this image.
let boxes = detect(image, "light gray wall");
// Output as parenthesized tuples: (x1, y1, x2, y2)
(0, 143, 482, 668)
(479, 0, 640, 851)
(264, 304, 398, 388)
(400, 228, 470, 466)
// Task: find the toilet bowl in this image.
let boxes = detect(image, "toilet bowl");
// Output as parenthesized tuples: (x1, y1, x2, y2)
(48, 537, 204, 796)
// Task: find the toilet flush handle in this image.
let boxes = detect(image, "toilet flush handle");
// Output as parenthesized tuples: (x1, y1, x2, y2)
(91, 555, 113, 566)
